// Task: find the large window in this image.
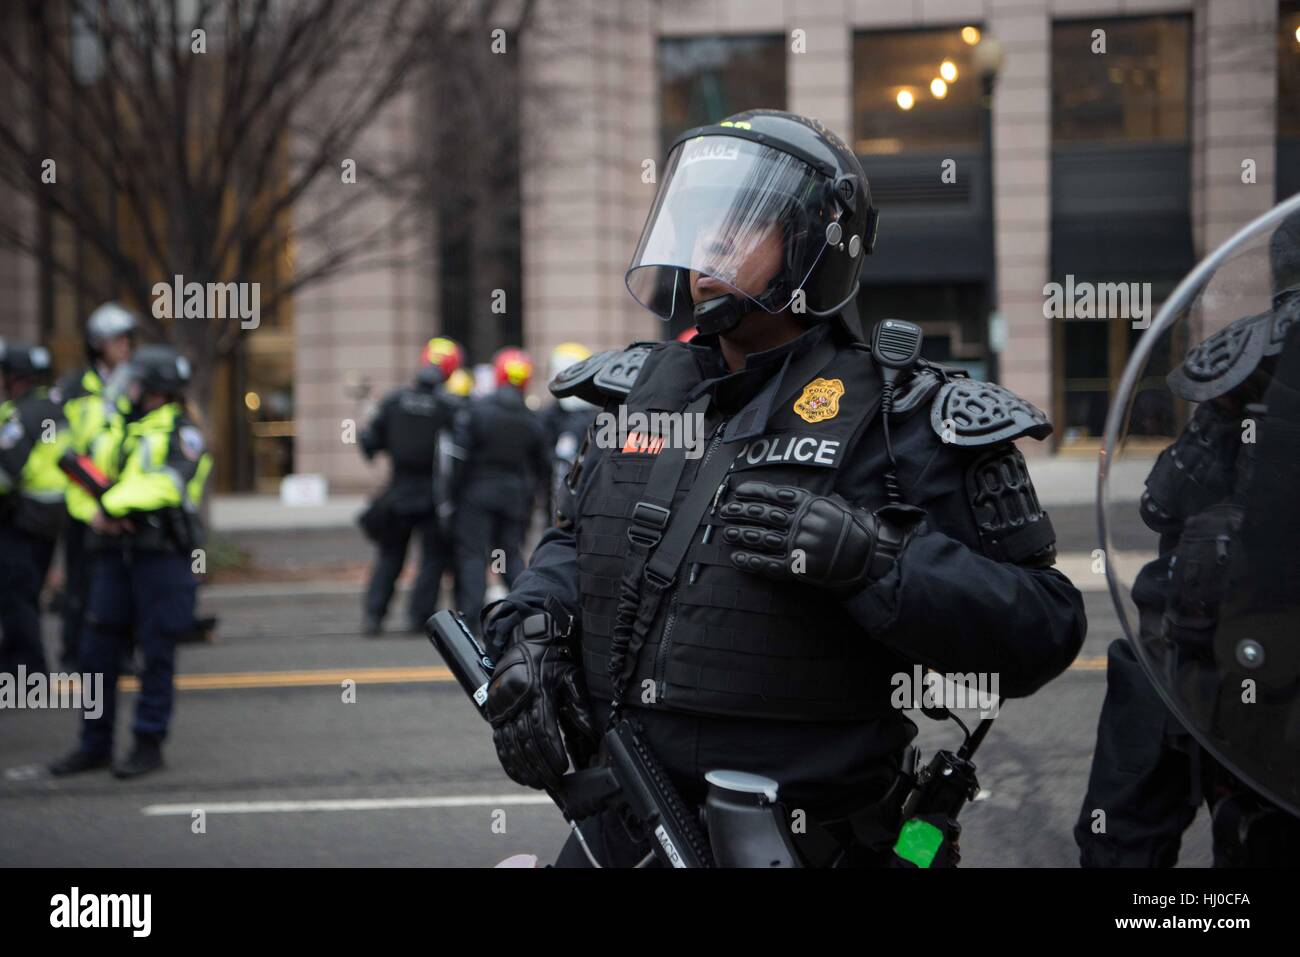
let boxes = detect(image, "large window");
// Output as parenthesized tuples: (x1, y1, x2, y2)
(851, 26, 992, 378)
(1050, 16, 1192, 447)
(1052, 16, 1190, 144)
(852, 27, 984, 156)
(857, 283, 989, 378)
(658, 36, 786, 157)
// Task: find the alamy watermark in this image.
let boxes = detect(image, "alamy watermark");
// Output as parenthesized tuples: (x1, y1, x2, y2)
(152, 274, 260, 329)
(0, 666, 103, 719)
(1043, 274, 1152, 329)
(891, 665, 1000, 718)
(593, 406, 708, 459)
(50, 887, 151, 937)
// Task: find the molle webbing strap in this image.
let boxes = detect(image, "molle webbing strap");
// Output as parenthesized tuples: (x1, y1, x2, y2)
(608, 337, 842, 709)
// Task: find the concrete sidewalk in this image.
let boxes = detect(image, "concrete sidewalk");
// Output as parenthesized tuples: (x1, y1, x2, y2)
(211, 453, 1150, 532)
(211, 493, 368, 532)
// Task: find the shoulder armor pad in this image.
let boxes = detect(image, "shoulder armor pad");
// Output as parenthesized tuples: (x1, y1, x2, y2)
(549, 343, 653, 403)
(930, 379, 1052, 446)
(1168, 299, 1299, 402)
(892, 362, 970, 414)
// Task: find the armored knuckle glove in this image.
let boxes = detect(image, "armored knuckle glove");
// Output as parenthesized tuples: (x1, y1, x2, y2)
(483, 614, 595, 791)
(718, 480, 923, 594)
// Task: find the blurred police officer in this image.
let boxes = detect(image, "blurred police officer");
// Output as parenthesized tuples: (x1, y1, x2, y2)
(55, 302, 138, 668)
(449, 347, 550, 632)
(479, 110, 1087, 867)
(0, 342, 66, 675)
(359, 339, 460, 635)
(50, 345, 211, 778)
(538, 343, 598, 525)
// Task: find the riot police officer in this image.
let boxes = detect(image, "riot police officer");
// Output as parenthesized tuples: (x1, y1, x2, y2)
(1077, 203, 1300, 867)
(50, 345, 212, 778)
(55, 302, 138, 668)
(0, 342, 66, 675)
(448, 347, 550, 633)
(538, 343, 599, 526)
(359, 341, 459, 635)
(478, 110, 1087, 867)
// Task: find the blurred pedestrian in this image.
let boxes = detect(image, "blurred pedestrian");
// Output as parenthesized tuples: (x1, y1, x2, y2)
(358, 339, 460, 636)
(448, 347, 549, 632)
(0, 342, 66, 676)
(53, 302, 138, 669)
(50, 345, 211, 778)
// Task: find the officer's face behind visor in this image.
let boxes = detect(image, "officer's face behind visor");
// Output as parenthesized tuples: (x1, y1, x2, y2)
(626, 135, 840, 320)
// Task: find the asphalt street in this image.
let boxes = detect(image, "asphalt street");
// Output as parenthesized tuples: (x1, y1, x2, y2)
(0, 503, 1212, 868)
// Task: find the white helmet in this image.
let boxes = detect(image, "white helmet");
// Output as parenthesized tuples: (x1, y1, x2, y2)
(85, 301, 139, 360)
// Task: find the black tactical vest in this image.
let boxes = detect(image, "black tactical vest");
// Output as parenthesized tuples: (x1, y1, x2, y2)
(573, 341, 912, 722)
(385, 387, 445, 472)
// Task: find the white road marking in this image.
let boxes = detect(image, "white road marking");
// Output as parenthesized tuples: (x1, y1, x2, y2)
(142, 794, 554, 816)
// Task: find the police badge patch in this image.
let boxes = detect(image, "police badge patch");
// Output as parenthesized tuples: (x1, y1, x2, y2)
(178, 425, 205, 461)
(793, 377, 844, 423)
(0, 419, 23, 450)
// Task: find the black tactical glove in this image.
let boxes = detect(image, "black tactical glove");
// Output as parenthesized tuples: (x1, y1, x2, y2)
(718, 480, 924, 594)
(483, 613, 597, 791)
(481, 598, 527, 657)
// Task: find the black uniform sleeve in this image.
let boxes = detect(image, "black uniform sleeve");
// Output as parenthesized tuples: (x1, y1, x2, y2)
(483, 404, 609, 648)
(360, 392, 395, 460)
(447, 402, 476, 496)
(0, 408, 35, 491)
(837, 433, 1086, 699)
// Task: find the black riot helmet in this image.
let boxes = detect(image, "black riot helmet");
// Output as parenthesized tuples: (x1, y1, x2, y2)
(414, 363, 446, 392)
(107, 344, 192, 413)
(0, 340, 53, 380)
(625, 109, 879, 338)
(84, 301, 139, 362)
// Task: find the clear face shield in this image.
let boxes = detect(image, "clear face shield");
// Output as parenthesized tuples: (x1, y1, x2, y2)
(1101, 194, 1300, 817)
(625, 135, 843, 322)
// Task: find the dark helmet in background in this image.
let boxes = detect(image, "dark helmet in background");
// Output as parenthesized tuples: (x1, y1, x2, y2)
(129, 344, 191, 396)
(0, 341, 53, 390)
(84, 301, 140, 361)
(625, 108, 879, 338)
(106, 344, 191, 415)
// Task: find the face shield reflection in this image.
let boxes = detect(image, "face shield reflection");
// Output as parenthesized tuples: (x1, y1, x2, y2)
(626, 135, 839, 320)
(1101, 195, 1300, 817)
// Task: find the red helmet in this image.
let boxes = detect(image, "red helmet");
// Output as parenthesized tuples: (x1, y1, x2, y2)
(422, 337, 464, 378)
(493, 348, 534, 388)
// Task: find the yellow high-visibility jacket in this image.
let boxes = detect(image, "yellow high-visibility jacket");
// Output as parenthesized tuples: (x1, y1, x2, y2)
(82, 402, 212, 549)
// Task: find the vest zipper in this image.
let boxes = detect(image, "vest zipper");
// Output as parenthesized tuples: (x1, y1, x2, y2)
(653, 416, 728, 701)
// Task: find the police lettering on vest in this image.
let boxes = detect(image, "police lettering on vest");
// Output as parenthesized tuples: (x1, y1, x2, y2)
(736, 434, 842, 469)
